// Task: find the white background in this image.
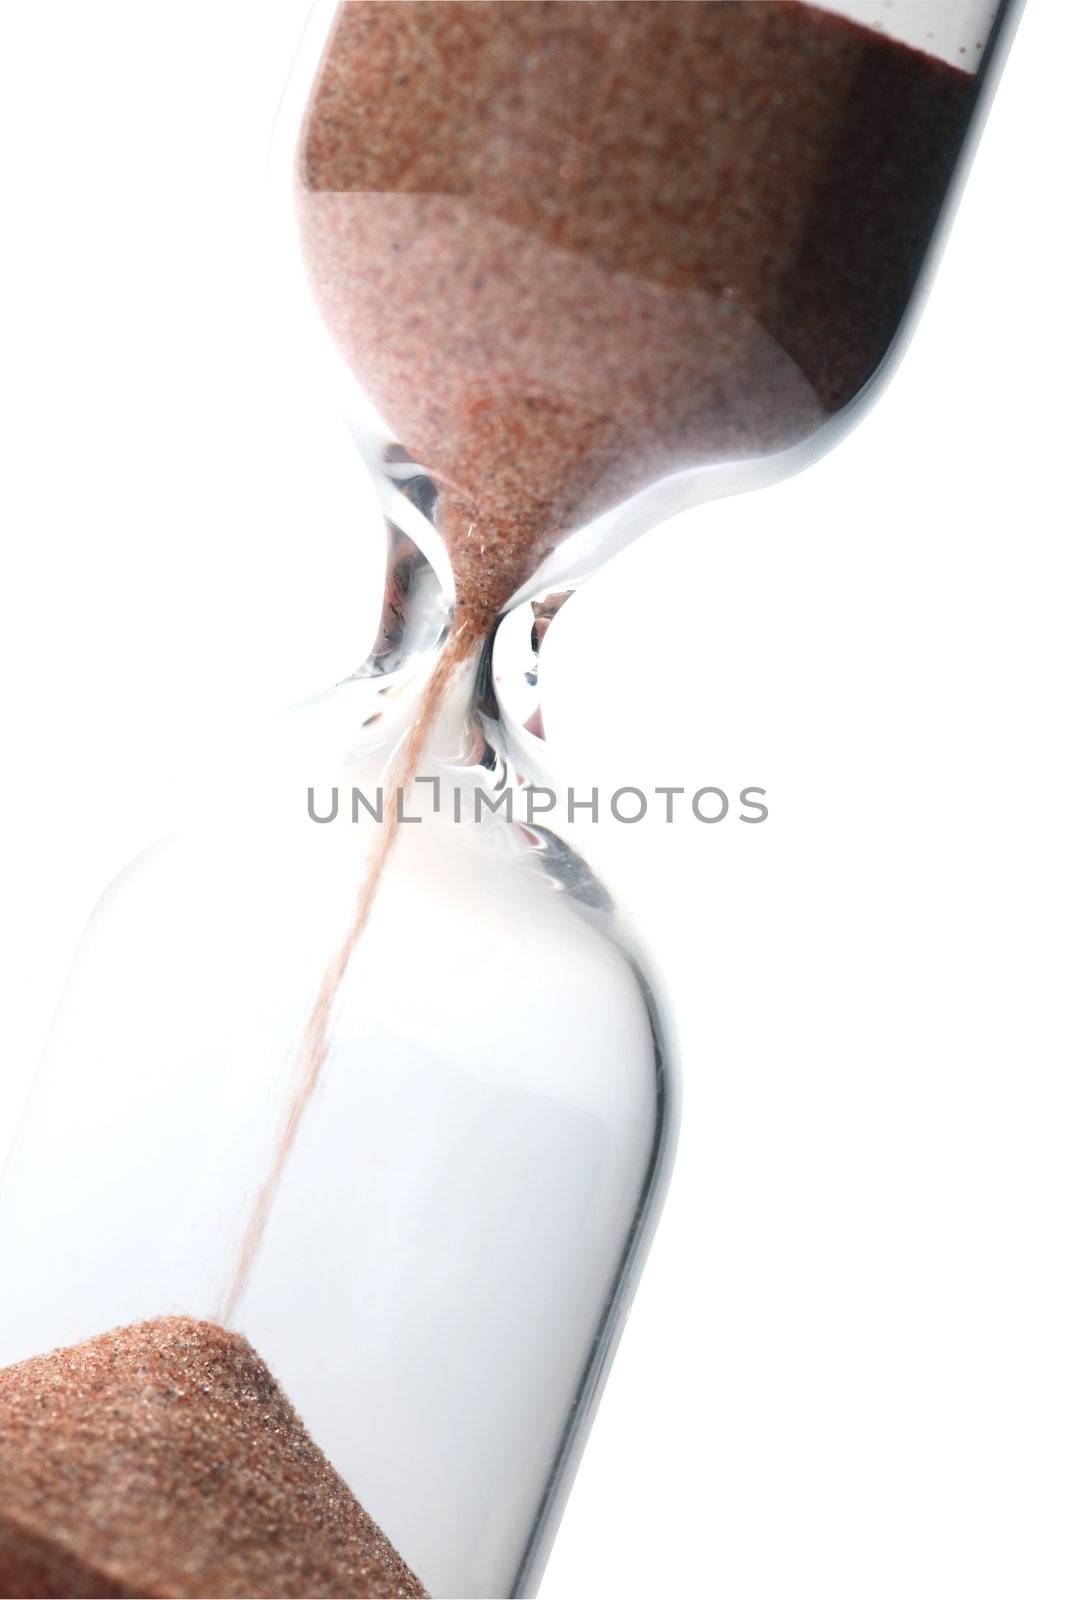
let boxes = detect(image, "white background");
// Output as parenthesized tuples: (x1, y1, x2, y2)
(0, 3, 1063, 1597)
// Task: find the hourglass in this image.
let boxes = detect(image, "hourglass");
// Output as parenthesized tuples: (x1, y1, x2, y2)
(0, 4, 1021, 1598)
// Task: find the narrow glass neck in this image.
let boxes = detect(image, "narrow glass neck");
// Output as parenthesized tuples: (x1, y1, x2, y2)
(361, 518, 452, 680)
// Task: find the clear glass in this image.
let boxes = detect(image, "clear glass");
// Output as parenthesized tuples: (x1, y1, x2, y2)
(0, 5, 1020, 1598)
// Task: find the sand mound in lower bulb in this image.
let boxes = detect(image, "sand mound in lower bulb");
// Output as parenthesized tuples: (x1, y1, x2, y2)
(0, 1316, 426, 1599)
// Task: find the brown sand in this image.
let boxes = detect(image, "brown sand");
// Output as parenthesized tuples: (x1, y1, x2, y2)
(298, 0, 977, 635)
(0, 1317, 427, 1599)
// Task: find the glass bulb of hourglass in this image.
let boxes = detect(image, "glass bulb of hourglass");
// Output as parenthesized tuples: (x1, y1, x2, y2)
(0, 5, 1019, 1599)
(293, 0, 1009, 627)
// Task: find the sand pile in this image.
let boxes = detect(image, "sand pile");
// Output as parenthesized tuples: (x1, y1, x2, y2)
(0, 1317, 426, 1599)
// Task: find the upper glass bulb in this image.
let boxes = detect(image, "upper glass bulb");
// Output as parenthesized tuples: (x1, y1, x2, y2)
(291, 0, 1009, 639)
